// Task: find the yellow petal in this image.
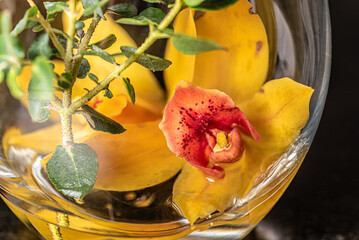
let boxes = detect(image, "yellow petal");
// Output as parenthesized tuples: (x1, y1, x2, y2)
(239, 77, 314, 151)
(192, 0, 269, 103)
(164, 9, 196, 100)
(2, 123, 90, 156)
(173, 150, 257, 225)
(84, 121, 184, 191)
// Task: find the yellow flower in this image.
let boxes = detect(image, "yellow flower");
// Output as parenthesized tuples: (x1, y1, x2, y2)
(3, 0, 313, 225)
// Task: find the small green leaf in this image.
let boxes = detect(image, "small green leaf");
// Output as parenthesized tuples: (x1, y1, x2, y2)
(138, 7, 166, 25)
(184, 0, 205, 7)
(107, 3, 137, 17)
(82, 105, 126, 134)
(115, 7, 166, 26)
(88, 73, 98, 83)
(28, 56, 54, 123)
(77, 58, 90, 79)
(28, 33, 52, 60)
(120, 46, 172, 71)
(92, 34, 116, 50)
(91, 45, 115, 63)
(104, 88, 113, 99)
(46, 143, 99, 199)
(186, 0, 238, 10)
(163, 29, 224, 55)
(28, 99, 51, 123)
(116, 17, 148, 26)
(58, 72, 73, 89)
(6, 66, 24, 98)
(44, 2, 69, 15)
(122, 77, 135, 104)
(81, 0, 108, 20)
(0, 11, 12, 34)
(32, 24, 45, 32)
(11, 6, 38, 36)
(28, 56, 54, 100)
(75, 20, 85, 30)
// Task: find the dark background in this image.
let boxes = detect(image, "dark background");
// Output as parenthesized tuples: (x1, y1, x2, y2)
(0, 0, 358, 239)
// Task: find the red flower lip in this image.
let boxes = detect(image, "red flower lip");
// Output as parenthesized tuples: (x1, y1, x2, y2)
(159, 81, 260, 179)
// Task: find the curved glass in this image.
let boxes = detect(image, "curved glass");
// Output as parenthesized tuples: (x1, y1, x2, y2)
(0, 0, 331, 239)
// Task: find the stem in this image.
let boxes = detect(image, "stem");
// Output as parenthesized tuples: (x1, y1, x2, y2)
(71, 14, 101, 81)
(69, 0, 184, 113)
(64, 0, 77, 72)
(26, 0, 66, 58)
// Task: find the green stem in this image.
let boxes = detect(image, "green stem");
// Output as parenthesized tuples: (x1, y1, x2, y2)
(64, 0, 77, 72)
(69, 0, 184, 113)
(26, 0, 66, 58)
(71, 14, 101, 81)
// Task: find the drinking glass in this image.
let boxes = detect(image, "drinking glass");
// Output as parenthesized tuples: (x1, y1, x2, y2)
(0, 0, 331, 239)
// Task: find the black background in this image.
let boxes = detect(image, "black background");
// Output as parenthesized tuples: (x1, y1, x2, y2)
(0, 0, 358, 239)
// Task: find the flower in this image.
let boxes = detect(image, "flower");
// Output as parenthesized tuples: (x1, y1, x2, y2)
(159, 81, 260, 179)
(4, 0, 314, 225)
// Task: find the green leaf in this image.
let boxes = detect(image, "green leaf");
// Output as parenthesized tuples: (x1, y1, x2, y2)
(11, 6, 38, 36)
(0, 11, 11, 34)
(120, 46, 172, 71)
(81, 105, 126, 134)
(115, 7, 166, 26)
(104, 88, 113, 99)
(58, 72, 73, 89)
(107, 3, 137, 17)
(28, 99, 51, 123)
(32, 24, 45, 32)
(186, 0, 238, 10)
(77, 58, 90, 79)
(91, 45, 115, 63)
(184, 0, 205, 7)
(1, 12, 25, 60)
(116, 17, 148, 26)
(88, 73, 98, 83)
(138, 7, 166, 25)
(46, 143, 99, 199)
(122, 77, 135, 104)
(163, 29, 224, 55)
(44, 2, 69, 15)
(28, 56, 54, 122)
(75, 20, 85, 30)
(6, 66, 24, 98)
(28, 56, 54, 101)
(81, 0, 108, 20)
(92, 34, 116, 50)
(28, 33, 52, 60)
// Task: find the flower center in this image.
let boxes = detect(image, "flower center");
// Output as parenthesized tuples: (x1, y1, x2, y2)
(214, 131, 229, 151)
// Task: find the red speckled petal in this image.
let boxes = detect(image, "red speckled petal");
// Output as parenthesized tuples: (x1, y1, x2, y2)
(209, 108, 261, 142)
(159, 81, 236, 177)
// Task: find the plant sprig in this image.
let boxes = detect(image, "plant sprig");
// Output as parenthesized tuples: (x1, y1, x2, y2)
(1, 0, 235, 200)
